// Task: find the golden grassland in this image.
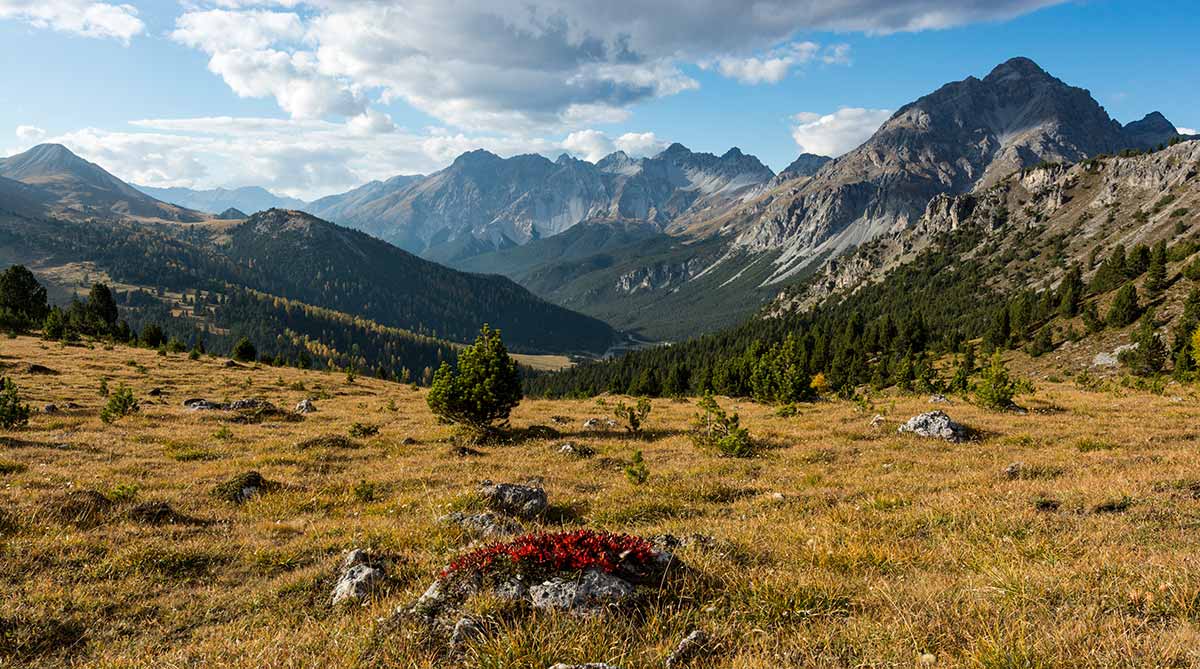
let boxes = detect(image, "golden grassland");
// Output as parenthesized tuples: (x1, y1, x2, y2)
(4, 335, 1200, 667)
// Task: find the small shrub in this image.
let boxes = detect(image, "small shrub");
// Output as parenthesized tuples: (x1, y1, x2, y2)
(213, 426, 233, 440)
(0, 377, 31, 429)
(107, 483, 139, 503)
(624, 450, 649, 485)
(690, 392, 754, 457)
(100, 385, 139, 424)
(973, 353, 1031, 410)
(348, 422, 380, 438)
(1077, 438, 1119, 452)
(98, 377, 109, 397)
(427, 324, 522, 436)
(613, 397, 651, 434)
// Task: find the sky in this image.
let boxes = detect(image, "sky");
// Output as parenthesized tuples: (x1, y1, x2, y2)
(1, 0, 1197, 201)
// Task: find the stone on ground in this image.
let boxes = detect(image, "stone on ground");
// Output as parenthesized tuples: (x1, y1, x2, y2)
(897, 410, 969, 442)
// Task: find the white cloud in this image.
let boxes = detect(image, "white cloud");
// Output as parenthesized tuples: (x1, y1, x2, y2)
(790, 107, 893, 156)
(167, 1, 1061, 131)
(1179, 127, 1197, 136)
(561, 129, 667, 162)
(614, 132, 666, 157)
(0, 0, 144, 43)
(15, 125, 46, 142)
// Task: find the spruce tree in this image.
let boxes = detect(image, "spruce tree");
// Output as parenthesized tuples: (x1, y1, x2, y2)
(1057, 265, 1083, 317)
(1144, 241, 1167, 296)
(0, 265, 49, 331)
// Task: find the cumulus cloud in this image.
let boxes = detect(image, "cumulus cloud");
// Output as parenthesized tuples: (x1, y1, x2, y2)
(1179, 127, 1197, 136)
(167, 0, 1061, 130)
(790, 108, 893, 156)
(561, 129, 667, 162)
(15, 125, 46, 142)
(0, 0, 145, 43)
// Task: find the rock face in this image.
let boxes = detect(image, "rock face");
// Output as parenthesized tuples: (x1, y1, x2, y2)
(331, 549, 384, 605)
(478, 480, 547, 519)
(528, 568, 635, 614)
(730, 57, 1180, 284)
(897, 411, 970, 443)
(307, 144, 774, 259)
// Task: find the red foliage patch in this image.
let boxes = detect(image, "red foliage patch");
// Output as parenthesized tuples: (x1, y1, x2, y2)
(442, 529, 658, 579)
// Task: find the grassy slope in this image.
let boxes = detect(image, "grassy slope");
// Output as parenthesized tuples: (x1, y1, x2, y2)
(5, 336, 1200, 666)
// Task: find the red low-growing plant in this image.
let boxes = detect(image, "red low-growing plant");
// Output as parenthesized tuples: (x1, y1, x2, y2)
(442, 529, 658, 579)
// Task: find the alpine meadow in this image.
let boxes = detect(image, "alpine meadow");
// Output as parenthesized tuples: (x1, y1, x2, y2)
(2, 1, 1200, 667)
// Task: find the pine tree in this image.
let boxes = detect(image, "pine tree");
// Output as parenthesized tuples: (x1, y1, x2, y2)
(1123, 313, 1167, 376)
(1057, 265, 1083, 317)
(1144, 241, 1167, 296)
(87, 283, 119, 332)
(1106, 283, 1141, 327)
(0, 265, 49, 331)
(426, 324, 522, 435)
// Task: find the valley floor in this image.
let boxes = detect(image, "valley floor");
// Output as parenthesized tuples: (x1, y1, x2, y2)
(4, 336, 1200, 667)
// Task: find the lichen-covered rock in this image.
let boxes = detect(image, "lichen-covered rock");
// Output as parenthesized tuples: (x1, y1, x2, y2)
(897, 411, 969, 442)
(331, 549, 383, 605)
(478, 480, 547, 519)
(295, 399, 316, 414)
(528, 568, 634, 614)
(1003, 462, 1025, 479)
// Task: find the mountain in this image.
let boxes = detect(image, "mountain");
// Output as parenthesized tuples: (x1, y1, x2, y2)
(134, 184, 307, 215)
(778, 153, 832, 180)
(0, 144, 204, 222)
(306, 144, 774, 258)
(729, 57, 1181, 283)
(218, 207, 247, 219)
(529, 139, 1200, 398)
(0, 175, 51, 218)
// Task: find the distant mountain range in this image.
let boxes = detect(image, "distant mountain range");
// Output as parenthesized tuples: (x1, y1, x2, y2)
(133, 184, 307, 216)
(305, 144, 775, 261)
(0, 144, 619, 368)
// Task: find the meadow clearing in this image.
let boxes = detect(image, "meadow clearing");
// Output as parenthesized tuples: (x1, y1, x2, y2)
(3, 335, 1200, 667)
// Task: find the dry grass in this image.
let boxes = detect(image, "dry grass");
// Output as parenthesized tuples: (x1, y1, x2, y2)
(4, 335, 1200, 667)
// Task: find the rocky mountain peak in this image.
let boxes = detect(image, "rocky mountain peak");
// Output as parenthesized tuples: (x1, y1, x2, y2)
(983, 56, 1052, 83)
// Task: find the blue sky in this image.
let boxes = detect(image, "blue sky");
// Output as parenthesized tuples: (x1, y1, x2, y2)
(1, 0, 1197, 200)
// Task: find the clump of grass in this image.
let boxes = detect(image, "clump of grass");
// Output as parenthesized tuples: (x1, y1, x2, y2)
(353, 480, 381, 502)
(1093, 496, 1133, 514)
(1033, 495, 1061, 512)
(211, 470, 277, 504)
(0, 459, 27, 474)
(165, 442, 219, 462)
(1076, 438, 1119, 452)
(296, 434, 359, 450)
(107, 483, 139, 503)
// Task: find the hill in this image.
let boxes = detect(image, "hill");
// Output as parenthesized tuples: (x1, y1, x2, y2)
(0, 144, 205, 222)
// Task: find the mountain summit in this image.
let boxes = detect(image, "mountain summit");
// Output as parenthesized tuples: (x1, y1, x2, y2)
(0, 144, 203, 221)
(731, 56, 1180, 281)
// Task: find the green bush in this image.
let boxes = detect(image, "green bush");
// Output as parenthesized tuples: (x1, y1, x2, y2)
(231, 337, 257, 363)
(426, 324, 521, 435)
(613, 397, 651, 434)
(348, 422, 380, 438)
(973, 353, 1029, 410)
(0, 377, 31, 429)
(690, 392, 754, 457)
(100, 385, 139, 424)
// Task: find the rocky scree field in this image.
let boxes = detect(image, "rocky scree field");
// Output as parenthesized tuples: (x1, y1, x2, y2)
(4, 336, 1200, 667)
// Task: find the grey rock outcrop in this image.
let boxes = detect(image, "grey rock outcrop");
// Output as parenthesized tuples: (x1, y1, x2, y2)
(529, 568, 635, 614)
(438, 511, 524, 538)
(331, 549, 384, 605)
(478, 480, 547, 519)
(897, 411, 970, 443)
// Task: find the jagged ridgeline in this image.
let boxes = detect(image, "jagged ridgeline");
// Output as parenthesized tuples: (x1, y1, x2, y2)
(529, 138, 1200, 398)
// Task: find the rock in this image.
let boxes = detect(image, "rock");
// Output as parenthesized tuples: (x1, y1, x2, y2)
(1003, 462, 1025, 479)
(331, 549, 384, 605)
(42, 403, 59, 414)
(184, 398, 273, 412)
(438, 511, 524, 538)
(228, 398, 270, 411)
(24, 363, 57, 375)
(582, 417, 617, 431)
(650, 533, 713, 552)
(870, 414, 885, 429)
(148, 387, 164, 397)
(415, 579, 446, 612)
(478, 480, 547, 519)
(928, 394, 949, 403)
(666, 629, 710, 668)
(556, 441, 595, 458)
(295, 399, 316, 414)
(493, 577, 529, 602)
(529, 568, 635, 614)
(897, 411, 969, 443)
(450, 616, 484, 648)
(224, 360, 242, 368)
(549, 415, 571, 424)
(768, 492, 786, 501)
(548, 665, 620, 669)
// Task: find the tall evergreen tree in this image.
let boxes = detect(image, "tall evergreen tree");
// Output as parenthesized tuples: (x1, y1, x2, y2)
(1106, 283, 1141, 327)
